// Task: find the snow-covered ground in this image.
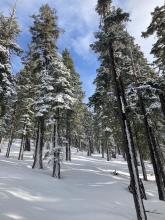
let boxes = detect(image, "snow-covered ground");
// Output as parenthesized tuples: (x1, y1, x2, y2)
(0, 140, 165, 220)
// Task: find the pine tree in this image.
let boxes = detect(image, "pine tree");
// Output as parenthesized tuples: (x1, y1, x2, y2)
(0, 7, 22, 155)
(16, 66, 35, 159)
(91, 1, 147, 219)
(0, 8, 21, 118)
(22, 5, 75, 168)
(23, 4, 61, 168)
(142, 4, 165, 74)
(142, 4, 165, 119)
(62, 48, 85, 158)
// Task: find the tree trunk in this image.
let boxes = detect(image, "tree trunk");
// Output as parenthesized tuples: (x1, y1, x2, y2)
(32, 117, 45, 169)
(106, 148, 110, 161)
(109, 43, 147, 220)
(66, 111, 71, 161)
(101, 145, 104, 158)
(24, 135, 31, 151)
(18, 123, 27, 160)
(149, 127, 165, 188)
(130, 49, 165, 201)
(6, 135, 14, 158)
(138, 93, 165, 200)
(117, 146, 121, 155)
(0, 136, 2, 153)
(87, 139, 91, 156)
(18, 133, 25, 160)
(52, 121, 57, 149)
(159, 93, 165, 118)
(139, 152, 148, 181)
(106, 139, 110, 161)
(5, 104, 17, 158)
(79, 137, 81, 151)
(133, 120, 148, 181)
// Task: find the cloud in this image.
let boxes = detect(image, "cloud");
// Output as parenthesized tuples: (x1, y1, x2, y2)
(0, 0, 99, 59)
(122, 0, 164, 61)
(0, 0, 164, 100)
(71, 32, 94, 59)
(0, 0, 163, 61)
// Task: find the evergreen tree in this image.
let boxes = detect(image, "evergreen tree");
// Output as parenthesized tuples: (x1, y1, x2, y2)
(142, 4, 165, 119)
(0, 8, 21, 118)
(0, 7, 22, 153)
(91, 1, 148, 219)
(62, 49, 85, 157)
(21, 5, 75, 168)
(142, 4, 165, 74)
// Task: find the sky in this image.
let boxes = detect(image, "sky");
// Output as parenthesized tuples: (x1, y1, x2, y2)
(0, 0, 164, 102)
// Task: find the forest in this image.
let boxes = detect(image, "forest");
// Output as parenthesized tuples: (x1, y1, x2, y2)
(0, 0, 165, 220)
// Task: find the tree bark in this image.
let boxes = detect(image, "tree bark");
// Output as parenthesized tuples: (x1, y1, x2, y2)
(139, 151, 148, 181)
(0, 136, 2, 153)
(18, 133, 25, 160)
(87, 139, 92, 156)
(66, 111, 71, 161)
(159, 93, 165, 118)
(32, 117, 45, 169)
(133, 120, 148, 181)
(24, 135, 31, 151)
(149, 127, 165, 188)
(106, 139, 110, 161)
(6, 135, 14, 158)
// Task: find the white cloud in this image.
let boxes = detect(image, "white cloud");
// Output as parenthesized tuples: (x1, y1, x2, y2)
(71, 32, 94, 59)
(0, 0, 163, 62)
(0, 0, 164, 98)
(122, 0, 164, 61)
(0, 0, 99, 60)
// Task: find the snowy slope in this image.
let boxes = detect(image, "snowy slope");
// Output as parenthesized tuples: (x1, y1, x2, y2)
(0, 141, 165, 220)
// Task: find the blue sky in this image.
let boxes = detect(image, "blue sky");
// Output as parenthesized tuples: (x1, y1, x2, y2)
(0, 0, 164, 102)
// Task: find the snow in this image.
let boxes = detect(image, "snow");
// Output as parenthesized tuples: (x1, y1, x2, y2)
(0, 141, 165, 220)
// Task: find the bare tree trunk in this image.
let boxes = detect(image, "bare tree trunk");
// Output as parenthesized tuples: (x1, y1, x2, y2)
(18, 133, 25, 160)
(106, 148, 110, 161)
(102, 146, 104, 158)
(87, 139, 92, 156)
(133, 121, 148, 181)
(18, 123, 27, 160)
(32, 117, 44, 169)
(52, 120, 57, 149)
(139, 152, 148, 181)
(106, 139, 110, 161)
(66, 111, 71, 161)
(6, 134, 14, 158)
(0, 136, 2, 153)
(24, 135, 31, 151)
(79, 137, 81, 151)
(159, 93, 165, 118)
(149, 127, 165, 188)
